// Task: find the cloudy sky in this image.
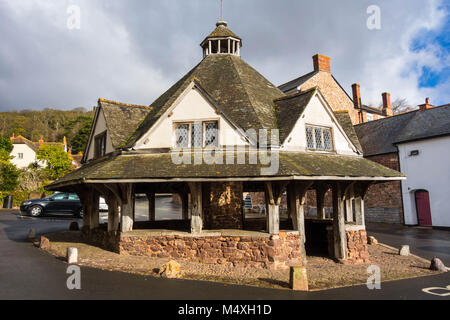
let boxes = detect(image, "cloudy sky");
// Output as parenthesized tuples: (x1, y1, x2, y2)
(0, 0, 448, 111)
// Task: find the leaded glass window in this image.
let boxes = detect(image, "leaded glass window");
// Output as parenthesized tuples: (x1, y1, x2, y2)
(205, 122, 218, 147)
(175, 124, 189, 148)
(306, 127, 314, 149)
(191, 122, 203, 148)
(305, 126, 333, 152)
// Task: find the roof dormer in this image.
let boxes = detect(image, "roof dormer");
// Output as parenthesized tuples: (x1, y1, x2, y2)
(200, 21, 242, 57)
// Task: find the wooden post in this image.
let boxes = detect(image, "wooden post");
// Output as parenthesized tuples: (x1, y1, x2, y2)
(107, 196, 119, 232)
(188, 182, 203, 234)
(264, 182, 288, 235)
(89, 192, 100, 230)
(180, 191, 189, 220)
(120, 184, 134, 233)
(345, 184, 355, 222)
(146, 192, 156, 221)
(316, 184, 328, 219)
(287, 182, 313, 265)
(332, 182, 347, 260)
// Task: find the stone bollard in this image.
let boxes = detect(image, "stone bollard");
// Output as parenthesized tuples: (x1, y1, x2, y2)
(289, 266, 308, 291)
(69, 221, 79, 231)
(430, 257, 447, 272)
(159, 260, 181, 279)
(367, 236, 378, 245)
(67, 247, 78, 264)
(399, 245, 410, 256)
(28, 228, 36, 240)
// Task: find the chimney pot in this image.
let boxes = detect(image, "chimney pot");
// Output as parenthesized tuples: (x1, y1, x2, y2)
(313, 54, 331, 73)
(419, 98, 433, 111)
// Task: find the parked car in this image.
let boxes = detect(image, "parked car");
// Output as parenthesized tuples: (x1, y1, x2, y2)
(99, 197, 108, 212)
(20, 192, 83, 217)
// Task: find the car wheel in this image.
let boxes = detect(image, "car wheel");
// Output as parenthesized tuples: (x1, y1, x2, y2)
(76, 208, 83, 218)
(29, 205, 43, 217)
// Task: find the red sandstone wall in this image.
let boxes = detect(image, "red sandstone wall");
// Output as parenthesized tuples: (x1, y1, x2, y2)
(119, 233, 302, 269)
(346, 229, 370, 264)
(364, 153, 404, 224)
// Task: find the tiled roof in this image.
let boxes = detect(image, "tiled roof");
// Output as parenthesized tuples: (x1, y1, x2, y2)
(278, 71, 318, 93)
(10, 135, 38, 152)
(124, 54, 285, 148)
(354, 105, 450, 156)
(274, 88, 316, 143)
(98, 99, 152, 149)
(46, 151, 404, 190)
(334, 111, 362, 151)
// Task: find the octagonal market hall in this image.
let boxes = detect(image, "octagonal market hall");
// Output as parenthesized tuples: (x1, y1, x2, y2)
(46, 20, 404, 269)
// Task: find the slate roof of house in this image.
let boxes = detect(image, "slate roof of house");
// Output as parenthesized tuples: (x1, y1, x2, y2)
(203, 22, 242, 43)
(274, 88, 316, 143)
(98, 99, 152, 149)
(124, 54, 285, 148)
(46, 151, 404, 190)
(354, 105, 450, 156)
(10, 135, 39, 152)
(278, 71, 318, 93)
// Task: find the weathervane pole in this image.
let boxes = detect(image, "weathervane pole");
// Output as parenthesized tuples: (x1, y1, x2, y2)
(220, 0, 223, 20)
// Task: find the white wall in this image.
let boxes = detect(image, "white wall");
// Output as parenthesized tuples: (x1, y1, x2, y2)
(398, 136, 450, 227)
(86, 108, 115, 160)
(10, 144, 36, 168)
(135, 87, 248, 149)
(281, 94, 359, 156)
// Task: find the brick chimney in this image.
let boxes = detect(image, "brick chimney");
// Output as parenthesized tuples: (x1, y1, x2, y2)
(419, 98, 433, 110)
(352, 84, 362, 108)
(38, 136, 44, 147)
(313, 54, 331, 73)
(382, 92, 393, 117)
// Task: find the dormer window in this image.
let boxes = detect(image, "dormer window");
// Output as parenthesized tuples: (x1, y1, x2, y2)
(175, 121, 219, 148)
(94, 131, 107, 159)
(306, 125, 333, 152)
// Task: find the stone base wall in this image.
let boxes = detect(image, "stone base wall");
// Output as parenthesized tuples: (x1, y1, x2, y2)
(346, 229, 370, 264)
(83, 227, 302, 269)
(365, 207, 402, 224)
(119, 232, 302, 269)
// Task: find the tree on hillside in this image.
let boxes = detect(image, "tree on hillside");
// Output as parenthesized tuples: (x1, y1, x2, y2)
(37, 144, 73, 180)
(0, 137, 19, 193)
(69, 118, 93, 154)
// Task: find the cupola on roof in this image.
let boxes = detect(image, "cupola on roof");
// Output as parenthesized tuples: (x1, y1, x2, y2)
(200, 20, 242, 57)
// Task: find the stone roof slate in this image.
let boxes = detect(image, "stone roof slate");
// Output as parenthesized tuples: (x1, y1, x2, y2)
(354, 105, 450, 156)
(98, 99, 152, 149)
(46, 151, 404, 190)
(124, 54, 285, 148)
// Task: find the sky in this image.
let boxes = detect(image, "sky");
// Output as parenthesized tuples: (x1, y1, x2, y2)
(0, 0, 449, 112)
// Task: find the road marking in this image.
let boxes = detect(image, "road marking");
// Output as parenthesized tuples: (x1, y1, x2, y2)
(422, 285, 450, 297)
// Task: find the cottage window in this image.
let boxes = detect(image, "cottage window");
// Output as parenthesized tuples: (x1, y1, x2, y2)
(305, 126, 333, 151)
(18, 153, 24, 159)
(174, 121, 219, 148)
(94, 131, 107, 159)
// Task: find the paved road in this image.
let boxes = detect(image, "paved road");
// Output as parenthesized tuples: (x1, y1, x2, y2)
(0, 210, 449, 300)
(367, 223, 450, 265)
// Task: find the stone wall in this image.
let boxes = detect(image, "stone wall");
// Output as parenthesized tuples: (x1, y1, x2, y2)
(82, 226, 302, 269)
(364, 153, 403, 224)
(117, 232, 302, 269)
(346, 229, 370, 264)
(203, 182, 243, 229)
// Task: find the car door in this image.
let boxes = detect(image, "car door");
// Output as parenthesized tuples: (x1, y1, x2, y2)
(65, 193, 81, 214)
(45, 193, 68, 213)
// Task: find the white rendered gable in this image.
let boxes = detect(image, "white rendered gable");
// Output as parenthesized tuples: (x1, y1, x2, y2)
(134, 84, 249, 150)
(281, 92, 360, 156)
(85, 107, 114, 161)
(10, 144, 37, 169)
